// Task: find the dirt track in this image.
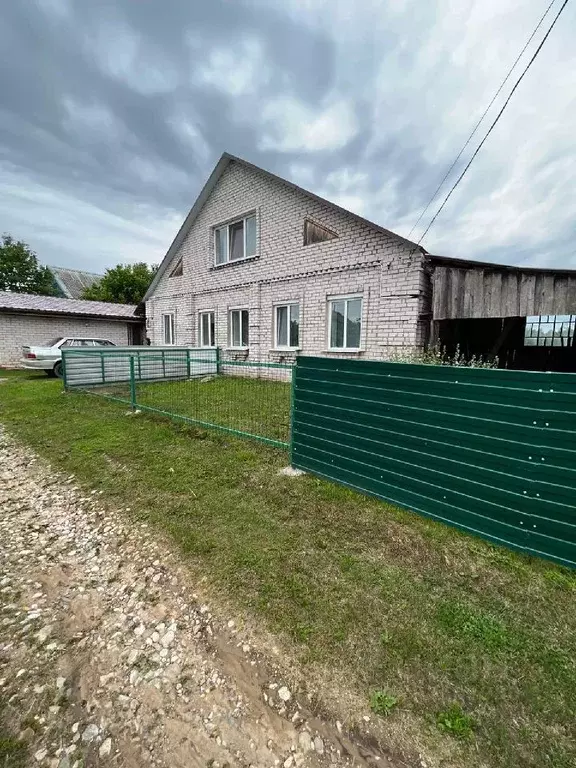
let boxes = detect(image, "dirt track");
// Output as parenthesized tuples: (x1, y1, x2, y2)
(0, 428, 395, 768)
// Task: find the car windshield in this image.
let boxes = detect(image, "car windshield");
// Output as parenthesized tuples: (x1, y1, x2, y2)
(45, 337, 64, 347)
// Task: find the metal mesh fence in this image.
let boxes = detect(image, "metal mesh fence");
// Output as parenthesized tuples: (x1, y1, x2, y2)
(63, 348, 293, 448)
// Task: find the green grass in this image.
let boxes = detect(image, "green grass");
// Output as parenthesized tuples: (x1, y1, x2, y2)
(0, 576, 28, 768)
(436, 703, 476, 740)
(99, 373, 292, 444)
(1, 370, 576, 768)
(370, 690, 399, 717)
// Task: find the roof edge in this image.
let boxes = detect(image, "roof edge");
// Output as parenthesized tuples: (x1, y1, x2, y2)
(144, 153, 234, 300)
(145, 152, 425, 300)
(428, 253, 576, 276)
(0, 307, 142, 321)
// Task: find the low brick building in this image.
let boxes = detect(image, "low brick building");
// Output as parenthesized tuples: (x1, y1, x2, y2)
(144, 153, 429, 362)
(0, 292, 144, 366)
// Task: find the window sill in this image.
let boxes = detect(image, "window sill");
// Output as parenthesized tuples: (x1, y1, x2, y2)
(270, 347, 301, 353)
(210, 255, 259, 270)
(324, 348, 365, 354)
(225, 347, 249, 351)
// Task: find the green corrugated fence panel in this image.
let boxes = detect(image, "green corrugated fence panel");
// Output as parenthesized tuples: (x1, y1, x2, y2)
(292, 356, 576, 568)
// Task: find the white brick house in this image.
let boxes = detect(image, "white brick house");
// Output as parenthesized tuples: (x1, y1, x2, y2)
(144, 154, 430, 362)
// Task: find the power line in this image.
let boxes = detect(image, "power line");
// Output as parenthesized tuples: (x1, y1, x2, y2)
(408, 0, 559, 240)
(418, 0, 571, 245)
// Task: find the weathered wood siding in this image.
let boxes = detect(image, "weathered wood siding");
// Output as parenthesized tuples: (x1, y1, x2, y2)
(432, 266, 576, 319)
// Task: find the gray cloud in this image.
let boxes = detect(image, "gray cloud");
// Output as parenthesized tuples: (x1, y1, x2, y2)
(1, 0, 575, 272)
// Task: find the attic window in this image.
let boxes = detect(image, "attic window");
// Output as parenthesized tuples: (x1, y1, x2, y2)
(169, 258, 183, 278)
(304, 219, 338, 246)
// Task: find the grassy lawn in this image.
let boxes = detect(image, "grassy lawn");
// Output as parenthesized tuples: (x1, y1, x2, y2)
(1, 370, 575, 768)
(134, 373, 292, 444)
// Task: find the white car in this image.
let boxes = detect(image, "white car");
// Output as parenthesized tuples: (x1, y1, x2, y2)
(21, 337, 116, 378)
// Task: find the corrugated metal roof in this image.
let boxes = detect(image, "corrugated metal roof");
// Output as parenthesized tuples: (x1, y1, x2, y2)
(0, 291, 139, 320)
(49, 266, 103, 299)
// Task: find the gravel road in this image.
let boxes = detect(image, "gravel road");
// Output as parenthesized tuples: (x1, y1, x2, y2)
(0, 428, 392, 768)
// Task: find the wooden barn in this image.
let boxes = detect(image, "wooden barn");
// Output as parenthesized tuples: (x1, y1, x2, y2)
(427, 255, 576, 371)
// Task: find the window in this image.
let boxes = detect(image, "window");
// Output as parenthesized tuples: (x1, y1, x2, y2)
(304, 219, 338, 246)
(328, 296, 362, 350)
(275, 304, 300, 348)
(169, 257, 183, 277)
(229, 309, 249, 348)
(94, 340, 115, 347)
(162, 313, 175, 345)
(215, 214, 257, 265)
(525, 315, 575, 347)
(199, 311, 215, 347)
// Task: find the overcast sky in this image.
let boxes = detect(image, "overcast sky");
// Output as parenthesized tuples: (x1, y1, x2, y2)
(1, 0, 575, 274)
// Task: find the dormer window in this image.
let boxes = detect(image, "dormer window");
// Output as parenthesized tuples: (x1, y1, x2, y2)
(214, 213, 257, 265)
(169, 257, 183, 277)
(304, 219, 338, 246)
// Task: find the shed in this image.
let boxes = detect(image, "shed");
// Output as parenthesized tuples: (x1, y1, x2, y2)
(0, 291, 144, 366)
(427, 255, 576, 371)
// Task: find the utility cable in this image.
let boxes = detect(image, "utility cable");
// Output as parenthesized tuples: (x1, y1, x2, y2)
(408, 0, 559, 240)
(418, 0, 571, 245)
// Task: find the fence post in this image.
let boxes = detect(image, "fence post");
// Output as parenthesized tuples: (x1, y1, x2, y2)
(289, 360, 296, 465)
(215, 346, 221, 375)
(186, 349, 191, 379)
(100, 351, 106, 384)
(129, 355, 137, 411)
(62, 350, 68, 390)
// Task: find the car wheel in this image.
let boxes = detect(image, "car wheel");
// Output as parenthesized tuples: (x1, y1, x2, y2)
(53, 361, 63, 379)
(45, 369, 56, 377)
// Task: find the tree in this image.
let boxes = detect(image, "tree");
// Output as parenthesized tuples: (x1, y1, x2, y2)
(82, 262, 157, 305)
(0, 234, 58, 295)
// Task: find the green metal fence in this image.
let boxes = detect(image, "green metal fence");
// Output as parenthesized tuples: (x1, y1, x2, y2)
(63, 348, 576, 567)
(63, 347, 293, 448)
(291, 356, 576, 569)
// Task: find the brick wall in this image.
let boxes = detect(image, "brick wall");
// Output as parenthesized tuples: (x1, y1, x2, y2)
(146, 160, 428, 360)
(0, 313, 132, 366)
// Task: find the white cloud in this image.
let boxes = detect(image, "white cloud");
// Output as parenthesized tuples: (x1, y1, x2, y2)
(195, 38, 269, 96)
(61, 97, 124, 142)
(86, 19, 179, 95)
(260, 97, 359, 152)
(167, 114, 210, 164)
(34, 0, 71, 19)
(0, 168, 179, 271)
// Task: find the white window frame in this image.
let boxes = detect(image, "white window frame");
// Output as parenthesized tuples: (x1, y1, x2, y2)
(214, 212, 257, 265)
(228, 308, 249, 349)
(199, 310, 216, 347)
(162, 313, 175, 346)
(327, 295, 363, 351)
(274, 303, 300, 350)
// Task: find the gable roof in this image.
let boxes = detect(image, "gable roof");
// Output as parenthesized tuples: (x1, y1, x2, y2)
(144, 152, 425, 301)
(0, 291, 139, 321)
(50, 266, 103, 299)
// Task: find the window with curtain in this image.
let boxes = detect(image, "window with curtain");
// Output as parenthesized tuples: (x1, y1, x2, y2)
(328, 297, 362, 350)
(275, 304, 300, 348)
(199, 311, 215, 347)
(229, 309, 249, 347)
(214, 214, 257, 265)
(162, 313, 175, 345)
